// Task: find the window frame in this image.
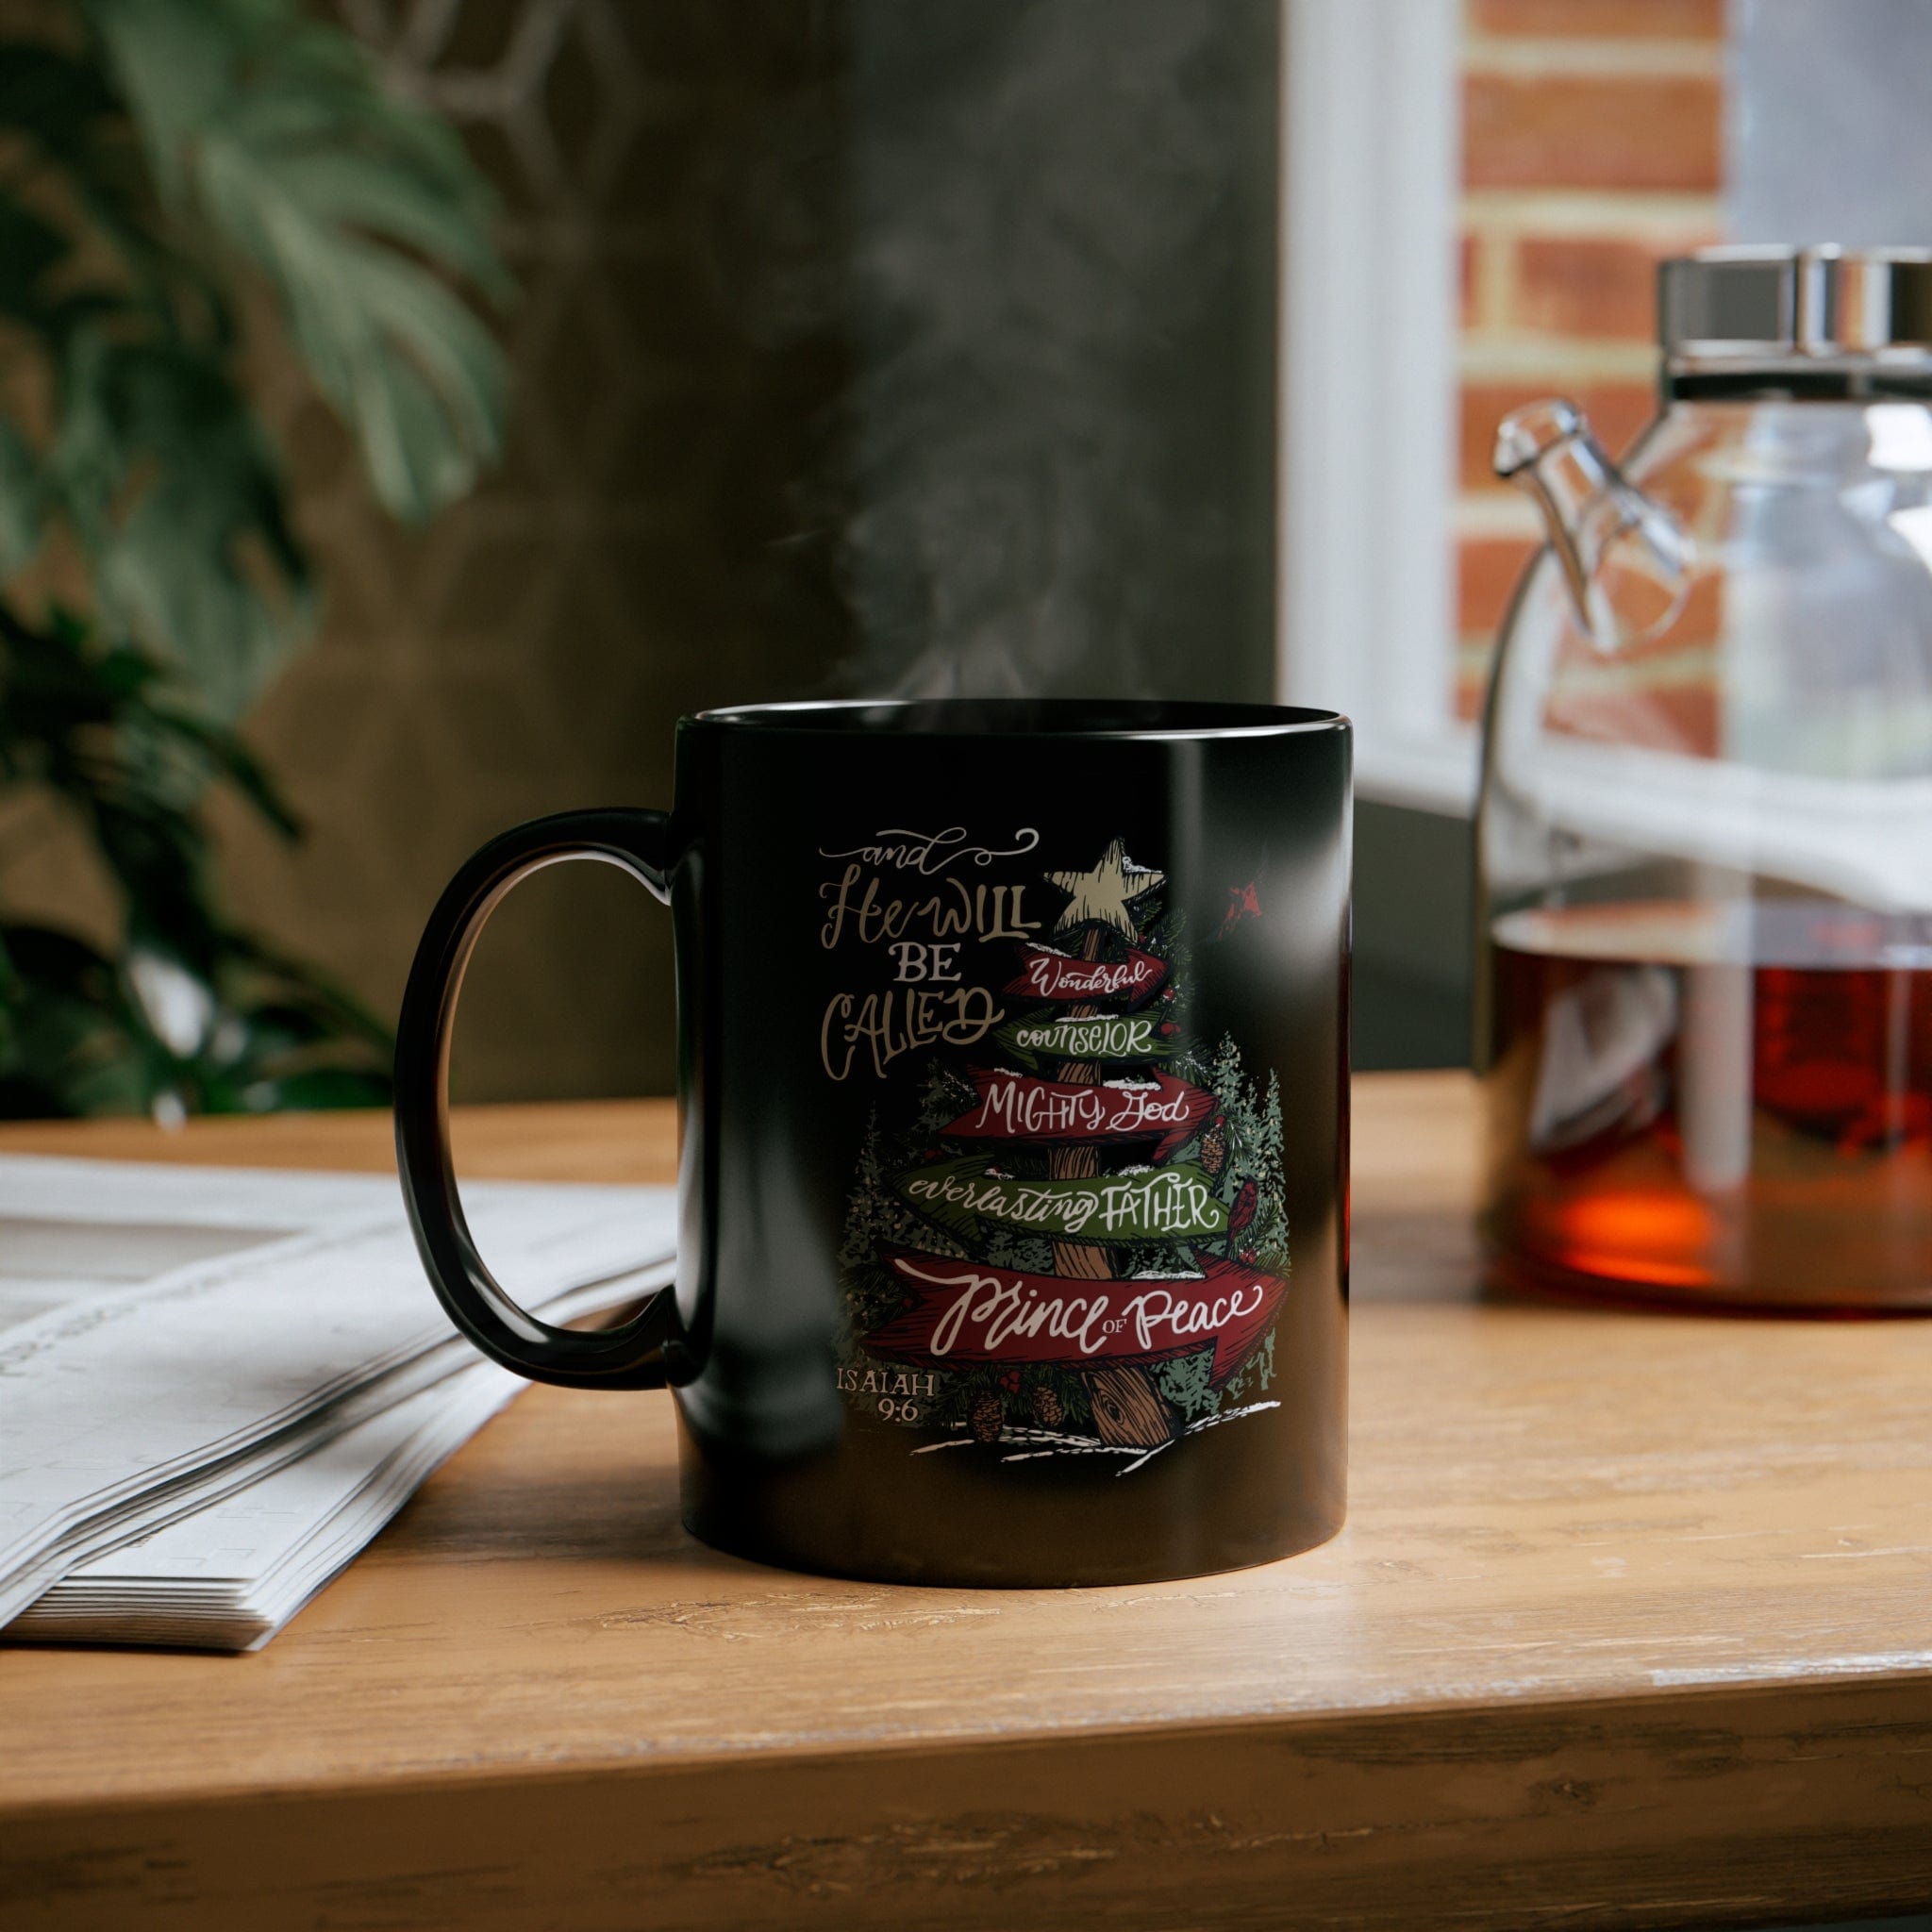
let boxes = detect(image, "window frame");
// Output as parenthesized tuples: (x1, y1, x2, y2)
(1275, 0, 1477, 815)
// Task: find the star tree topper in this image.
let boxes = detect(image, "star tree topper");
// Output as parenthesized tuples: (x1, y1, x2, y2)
(1046, 839, 1165, 938)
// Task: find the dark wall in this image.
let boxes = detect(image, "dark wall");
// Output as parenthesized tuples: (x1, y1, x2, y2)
(1353, 802, 1472, 1072)
(224, 4, 854, 1106)
(221, 0, 1284, 1102)
(836, 0, 1280, 701)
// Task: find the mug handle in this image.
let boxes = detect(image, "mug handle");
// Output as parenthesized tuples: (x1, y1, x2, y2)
(394, 808, 679, 1390)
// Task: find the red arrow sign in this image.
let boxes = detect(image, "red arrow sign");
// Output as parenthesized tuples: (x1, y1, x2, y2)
(939, 1067, 1214, 1163)
(866, 1247, 1285, 1387)
(1004, 941, 1166, 1007)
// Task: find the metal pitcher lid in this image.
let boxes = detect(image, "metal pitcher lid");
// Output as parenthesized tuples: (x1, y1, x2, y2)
(1659, 246, 1932, 360)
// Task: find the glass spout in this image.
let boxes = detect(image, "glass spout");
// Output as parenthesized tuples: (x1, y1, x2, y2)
(1494, 397, 1692, 652)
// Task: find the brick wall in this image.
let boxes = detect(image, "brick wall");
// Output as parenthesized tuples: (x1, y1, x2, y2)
(1455, 0, 1725, 719)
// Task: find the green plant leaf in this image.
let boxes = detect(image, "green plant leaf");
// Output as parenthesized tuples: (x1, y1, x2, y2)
(234, 216, 508, 519)
(237, 1065, 391, 1112)
(45, 327, 313, 713)
(0, 194, 71, 325)
(73, 0, 229, 202)
(250, 147, 508, 301)
(0, 44, 120, 185)
(0, 922, 155, 1117)
(0, 0, 493, 1119)
(148, 703, 300, 837)
(0, 421, 45, 575)
(87, 0, 510, 524)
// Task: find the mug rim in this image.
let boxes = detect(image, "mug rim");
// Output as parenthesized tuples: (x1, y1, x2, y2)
(687, 698, 1350, 741)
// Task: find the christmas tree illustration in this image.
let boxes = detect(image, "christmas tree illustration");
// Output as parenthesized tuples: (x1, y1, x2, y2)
(838, 838, 1290, 1467)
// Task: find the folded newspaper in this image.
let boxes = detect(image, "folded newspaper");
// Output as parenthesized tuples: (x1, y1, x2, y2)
(0, 1155, 675, 1652)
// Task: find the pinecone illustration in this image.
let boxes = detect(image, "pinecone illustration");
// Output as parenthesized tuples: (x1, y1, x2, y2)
(1200, 1119, 1227, 1176)
(1031, 1385, 1065, 1430)
(969, 1391, 1005, 1443)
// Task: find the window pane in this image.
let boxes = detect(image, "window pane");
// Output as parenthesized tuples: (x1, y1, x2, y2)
(1454, 0, 1724, 721)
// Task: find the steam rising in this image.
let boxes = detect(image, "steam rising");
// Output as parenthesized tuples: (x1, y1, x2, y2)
(836, 0, 1276, 701)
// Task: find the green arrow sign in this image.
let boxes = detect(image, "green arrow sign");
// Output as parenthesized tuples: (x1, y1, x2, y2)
(894, 1155, 1227, 1243)
(993, 1011, 1179, 1070)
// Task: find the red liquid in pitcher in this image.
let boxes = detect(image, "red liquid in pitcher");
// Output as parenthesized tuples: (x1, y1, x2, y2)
(1483, 901, 1932, 1310)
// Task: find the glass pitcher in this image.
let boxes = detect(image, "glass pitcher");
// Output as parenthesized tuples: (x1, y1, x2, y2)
(1478, 246, 1932, 1311)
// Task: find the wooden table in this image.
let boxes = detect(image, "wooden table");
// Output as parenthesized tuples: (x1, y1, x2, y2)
(4, 1074, 1931, 1932)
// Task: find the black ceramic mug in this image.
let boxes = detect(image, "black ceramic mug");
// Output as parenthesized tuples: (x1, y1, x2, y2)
(395, 699, 1350, 1586)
